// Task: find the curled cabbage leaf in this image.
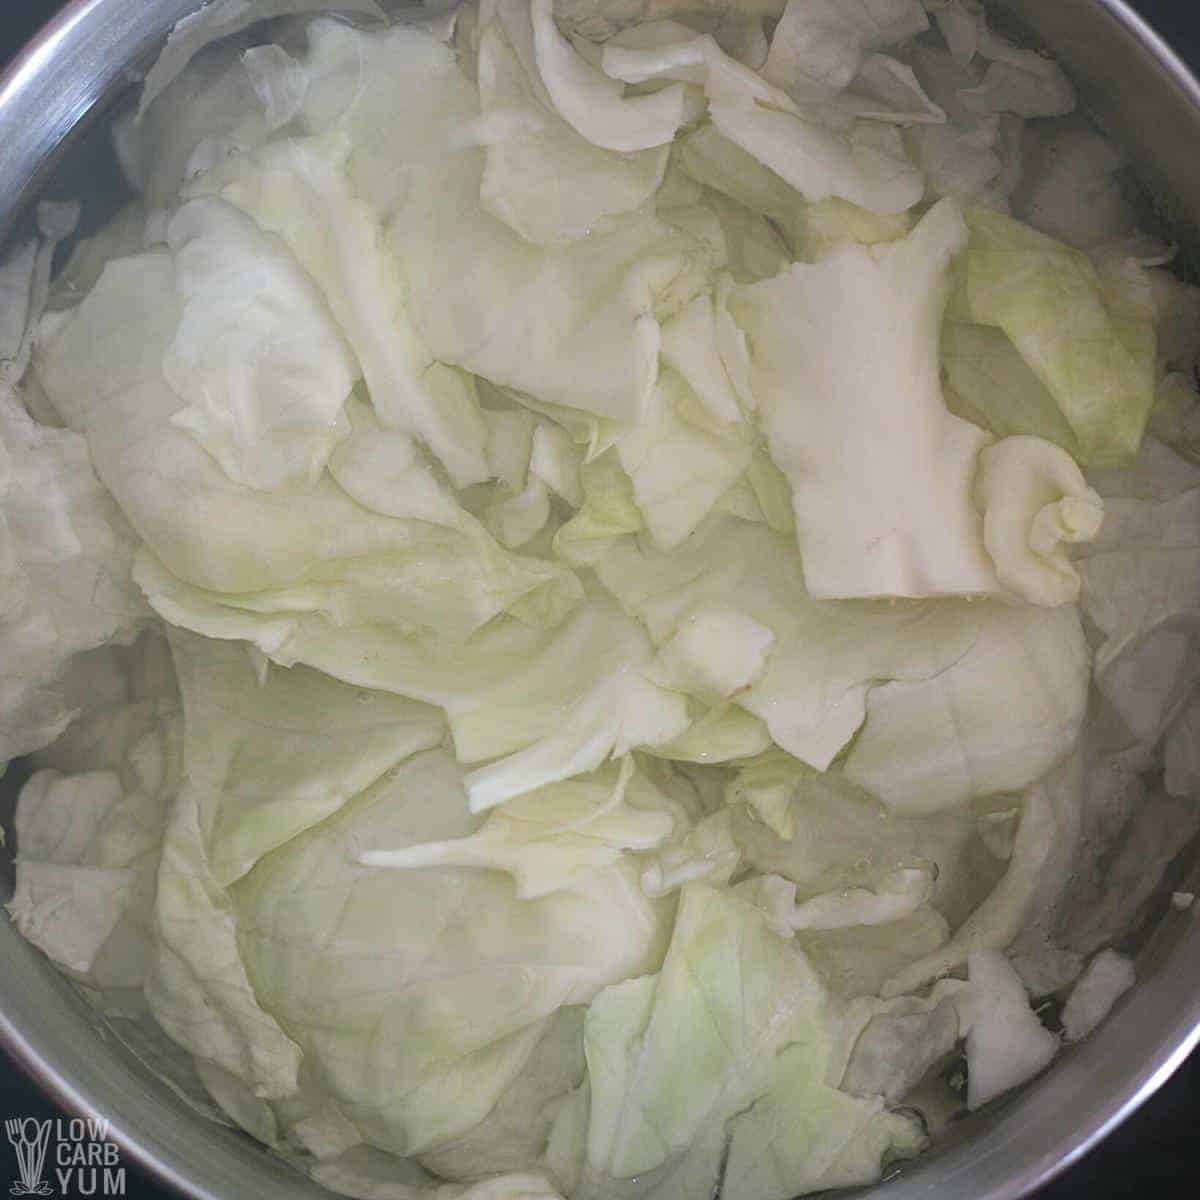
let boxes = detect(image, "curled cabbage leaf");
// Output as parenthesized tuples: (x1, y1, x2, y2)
(975, 435, 1103, 606)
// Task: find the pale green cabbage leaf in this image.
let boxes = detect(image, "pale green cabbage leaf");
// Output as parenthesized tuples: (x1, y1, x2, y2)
(843, 600, 1089, 813)
(958, 205, 1155, 468)
(580, 884, 922, 1200)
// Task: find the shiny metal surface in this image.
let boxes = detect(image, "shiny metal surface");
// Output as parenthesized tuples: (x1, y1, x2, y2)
(1, 2, 1199, 1199)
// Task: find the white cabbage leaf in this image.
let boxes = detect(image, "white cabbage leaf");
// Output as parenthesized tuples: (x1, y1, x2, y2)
(638, 808, 741, 897)
(146, 629, 442, 1098)
(360, 758, 675, 899)
(553, 453, 644, 568)
(530, 421, 585, 507)
(417, 1009, 586, 1183)
(8, 703, 178, 991)
(658, 293, 744, 426)
(2, 202, 79, 389)
(483, 406, 537, 493)
(724, 749, 806, 839)
(529, 0, 688, 152)
(602, 35, 924, 215)
(710, 98, 924, 220)
(294, 17, 479, 217)
(242, 43, 309, 131)
(477, 6, 669, 246)
(1075, 473, 1200, 742)
(730, 764, 982, 928)
(1060, 949, 1135, 1043)
(925, 0, 984, 65)
(0, 382, 146, 767)
(833, 54, 946, 125)
(163, 197, 358, 490)
(910, 115, 1005, 205)
(794, 912, 953, 1002)
(123, 39, 274, 211)
(36, 255, 579, 641)
(1060, 785, 1200, 960)
(646, 703, 772, 766)
(484, 479, 553, 549)
(959, 30, 1075, 120)
(195, 132, 491, 489)
(799, 195, 910, 259)
(721, 1047, 924, 1200)
(646, 602, 774, 703)
(882, 752, 1082, 995)
(157, 575, 678, 815)
(843, 600, 1089, 813)
(392, 135, 713, 427)
(615, 371, 751, 550)
(675, 125, 806, 254)
(841, 991, 960, 1105)
(1077, 486, 1200, 668)
(553, 0, 785, 44)
(48, 203, 150, 316)
(461, 653, 691, 812)
(699, 191, 788, 284)
(1087, 434, 1200, 504)
(956, 950, 1057, 1110)
(28, 633, 177, 778)
(137, 0, 386, 119)
(735, 867, 934, 932)
(131, 558, 660, 798)
(762, 0, 929, 102)
(167, 631, 443, 888)
(730, 198, 998, 599)
(233, 745, 669, 1155)
(592, 516, 980, 770)
(920, 1, 1074, 117)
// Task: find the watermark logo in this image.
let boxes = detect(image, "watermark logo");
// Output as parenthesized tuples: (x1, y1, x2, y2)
(4, 1119, 124, 1197)
(5, 1121, 51, 1197)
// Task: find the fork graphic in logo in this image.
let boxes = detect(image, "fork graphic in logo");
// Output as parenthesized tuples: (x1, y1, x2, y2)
(4, 1120, 53, 1197)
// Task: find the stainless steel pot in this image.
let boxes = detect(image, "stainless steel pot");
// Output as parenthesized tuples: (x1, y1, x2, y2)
(1, 2, 1199, 1198)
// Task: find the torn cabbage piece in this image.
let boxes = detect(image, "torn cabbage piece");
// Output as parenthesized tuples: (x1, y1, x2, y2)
(36, 252, 578, 642)
(163, 197, 358, 491)
(844, 602, 1089, 814)
(762, 0, 929, 102)
(730, 198, 998, 599)
(956, 950, 1057, 1110)
(582, 884, 922, 1200)
(477, 6, 669, 246)
(1061, 949, 1135, 1042)
(529, 0, 688, 152)
(232, 745, 669, 1154)
(602, 33, 925, 215)
(592, 517, 980, 770)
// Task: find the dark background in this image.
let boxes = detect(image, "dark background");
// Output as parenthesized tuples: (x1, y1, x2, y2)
(0, 0, 1198, 1196)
